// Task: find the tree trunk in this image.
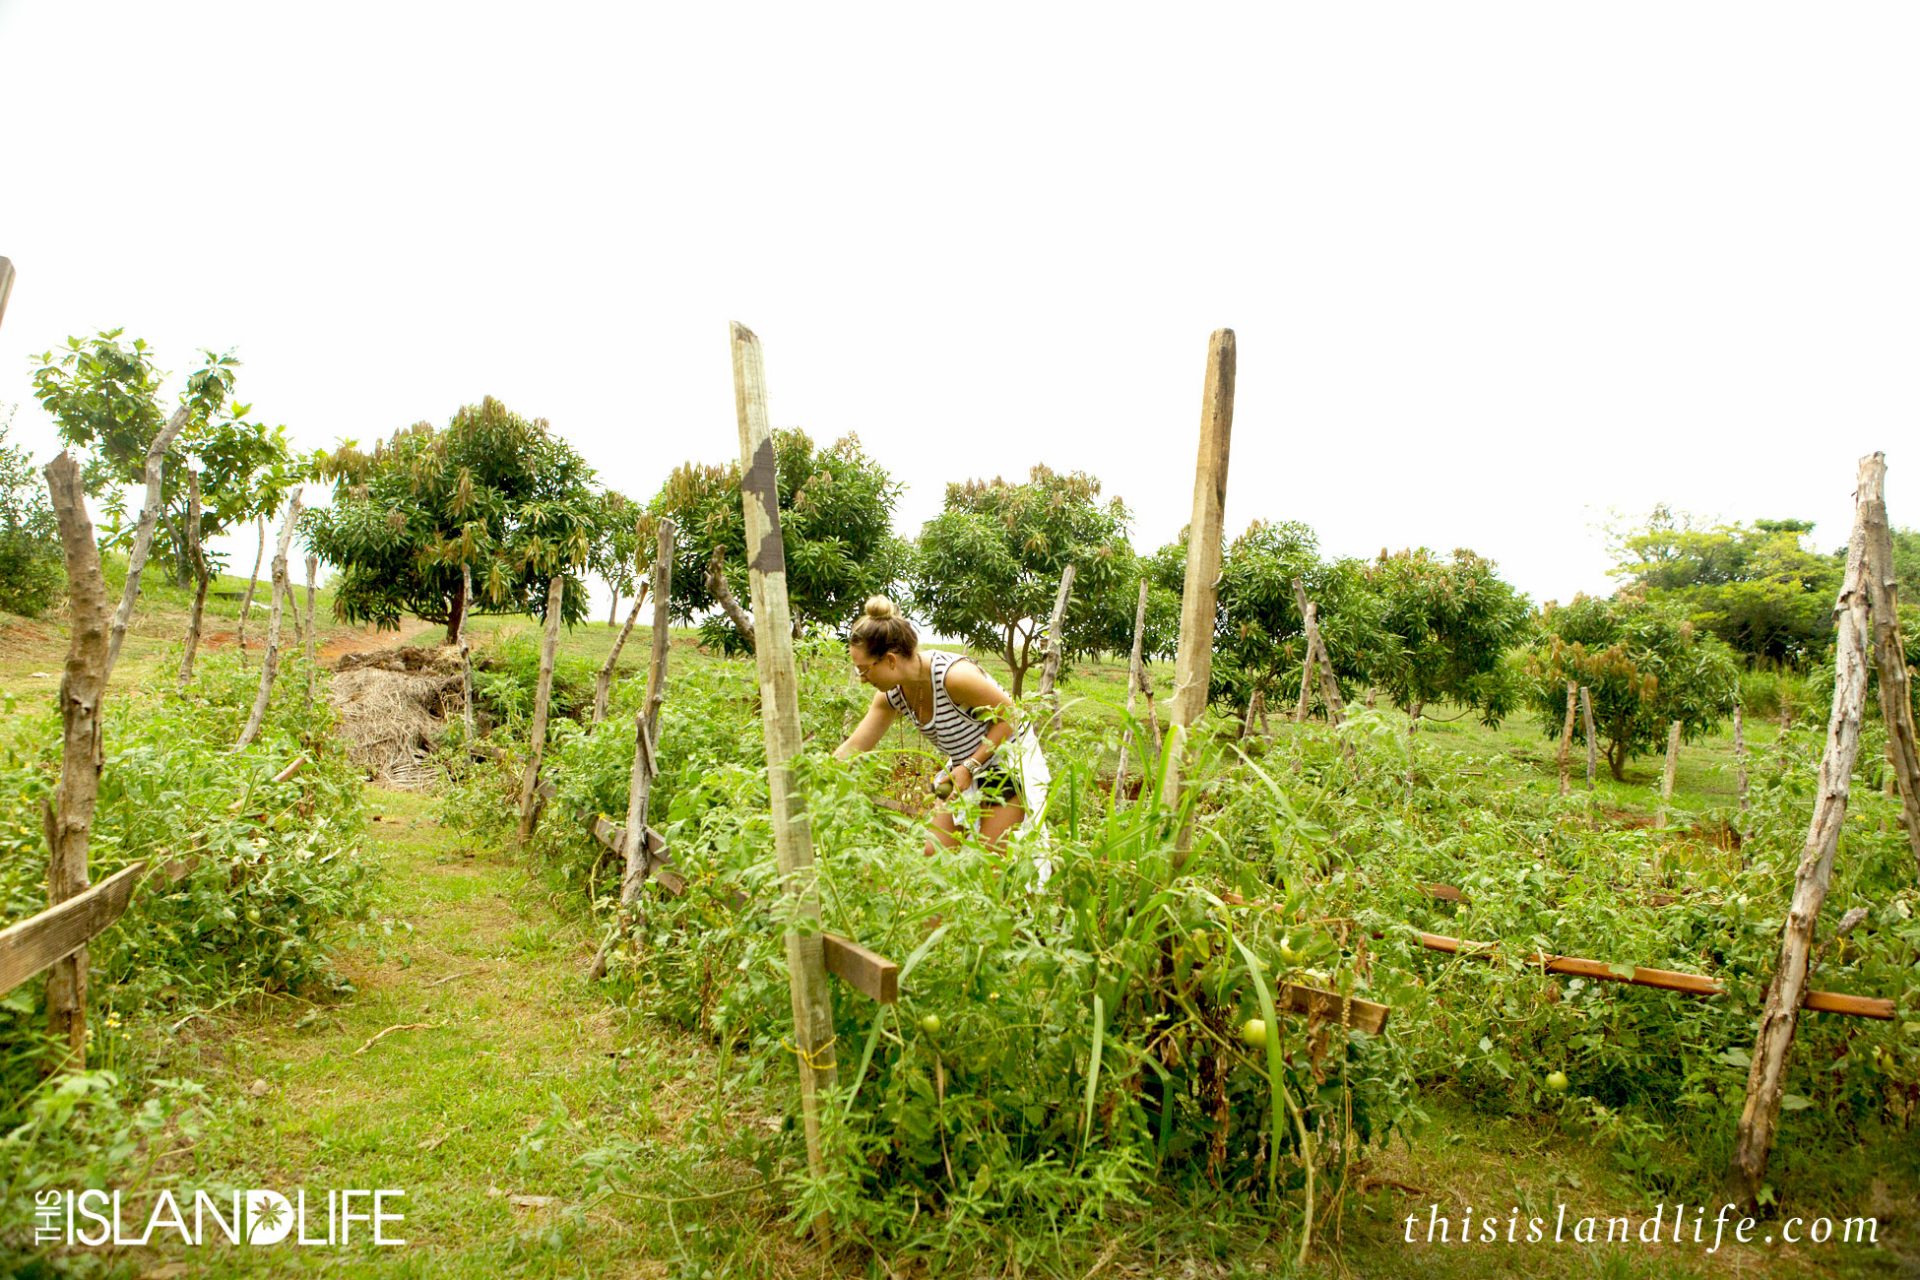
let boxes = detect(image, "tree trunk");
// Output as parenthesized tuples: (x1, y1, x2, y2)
(177, 470, 209, 694)
(237, 515, 266, 662)
(105, 405, 190, 682)
(235, 495, 304, 750)
(730, 324, 836, 1241)
(304, 555, 318, 708)
(1116, 577, 1150, 802)
(609, 591, 619, 627)
(1656, 719, 1682, 827)
(593, 583, 650, 725)
(41, 454, 111, 1067)
(705, 545, 756, 654)
(1557, 681, 1577, 796)
(1733, 702, 1749, 816)
(445, 571, 467, 646)
(516, 575, 566, 841)
(1241, 688, 1266, 741)
(1856, 452, 1920, 876)
(1581, 686, 1597, 791)
(1165, 330, 1235, 868)
(1037, 562, 1075, 734)
(1734, 478, 1874, 1206)
(1609, 736, 1628, 782)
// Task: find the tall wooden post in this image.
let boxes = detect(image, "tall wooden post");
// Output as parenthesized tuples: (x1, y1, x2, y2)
(1733, 702, 1749, 816)
(1856, 453, 1920, 875)
(0, 257, 15, 332)
(178, 470, 210, 693)
(1163, 329, 1235, 863)
(1557, 681, 1577, 796)
(731, 323, 836, 1229)
(516, 575, 566, 841)
(1734, 466, 1875, 1204)
(1115, 577, 1150, 804)
(1580, 686, 1597, 791)
(42, 454, 111, 1065)
(104, 405, 190, 682)
(236, 515, 266, 662)
(1037, 562, 1076, 734)
(459, 563, 475, 739)
(624, 520, 675, 897)
(1657, 720, 1682, 827)
(236, 494, 304, 749)
(304, 555, 319, 707)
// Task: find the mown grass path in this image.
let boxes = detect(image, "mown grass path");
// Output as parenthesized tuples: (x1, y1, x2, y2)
(128, 788, 782, 1279)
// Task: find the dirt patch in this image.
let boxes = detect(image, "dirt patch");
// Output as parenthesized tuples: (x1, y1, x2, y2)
(327, 643, 464, 787)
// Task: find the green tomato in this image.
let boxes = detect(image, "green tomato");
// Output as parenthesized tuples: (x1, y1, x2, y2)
(1278, 936, 1299, 965)
(919, 1013, 941, 1035)
(1545, 1070, 1570, 1093)
(1240, 1018, 1268, 1049)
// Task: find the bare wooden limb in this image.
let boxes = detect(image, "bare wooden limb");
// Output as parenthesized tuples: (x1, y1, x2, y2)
(705, 544, 756, 653)
(104, 405, 190, 682)
(1115, 577, 1150, 804)
(271, 755, 308, 784)
(516, 575, 567, 841)
(1037, 562, 1075, 734)
(1581, 686, 1597, 791)
(304, 555, 318, 707)
(236, 514, 266, 663)
(0, 862, 148, 998)
(1657, 719, 1681, 827)
(1164, 329, 1235, 862)
(177, 470, 209, 693)
(1557, 680, 1576, 796)
(1733, 702, 1749, 816)
(594, 580, 649, 726)
(42, 453, 112, 1064)
(235, 494, 304, 750)
(731, 322, 836, 1232)
(1857, 452, 1920, 875)
(1735, 466, 1875, 1204)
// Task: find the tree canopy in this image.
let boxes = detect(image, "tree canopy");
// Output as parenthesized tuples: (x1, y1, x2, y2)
(1362, 547, 1530, 724)
(0, 404, 62, 617)
(303, 398, 602, 641)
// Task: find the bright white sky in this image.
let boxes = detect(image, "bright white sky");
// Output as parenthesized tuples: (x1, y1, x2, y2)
(2, 3, 1915, 617)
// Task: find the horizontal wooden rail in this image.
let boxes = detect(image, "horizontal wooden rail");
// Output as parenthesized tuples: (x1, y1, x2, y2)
(0, 862, 148, 997)
(1214, 891, 1394, 1032)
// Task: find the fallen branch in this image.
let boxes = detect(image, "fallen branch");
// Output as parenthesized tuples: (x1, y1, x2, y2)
(353, 1022, 438, 1056)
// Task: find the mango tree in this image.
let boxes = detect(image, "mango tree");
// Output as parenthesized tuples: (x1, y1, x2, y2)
(1362, 547, 1530, 725)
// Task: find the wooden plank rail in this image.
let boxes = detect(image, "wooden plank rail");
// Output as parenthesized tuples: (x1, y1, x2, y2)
(0, 863, 148, 997)
(584, 814, 898, 1003)
(1214, 891, 1393, 1033)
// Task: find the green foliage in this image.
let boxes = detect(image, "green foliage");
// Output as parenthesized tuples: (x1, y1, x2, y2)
(651, 431, 907, 654)
(0, 406, 63, 617)
(1200, 521, 1376, 714)
(911, 466, 1132, 695)
(1611, 508, 1843, 667)
(304, 398, 602, 640)
(29, 330, 300, 576)
(585, 490, 650, 611)
(1362, 548, 1530, 724)
(1518, 594, 1741, 779)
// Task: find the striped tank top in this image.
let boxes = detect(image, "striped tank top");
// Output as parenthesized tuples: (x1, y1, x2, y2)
(886, 650, 994, 766)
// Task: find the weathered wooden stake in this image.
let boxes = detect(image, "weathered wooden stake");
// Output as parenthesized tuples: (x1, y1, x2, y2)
(104, 405, 190, 681)
(731, 323, 837, 1232)
(304, 555, 318, 707)
(1163, 330, 1235, 864)
(1242, 688, 1267, 741)
(1733, 702, 1749, 816)
(1292, 581, 1357, 768)
(1037, 562, 1076, 734)
(458, 562, 475, 739)
(177, 470, 210, 693)
(0, 257, 14, 331)
(236, 494, 304, 750)
(1657, 720, 1682, 827)
(594, 584, 649, 725)
(1557, 680, 1577, 797)
(41, 454, 111, 1065)
(1115, 578, 1151, 803)
(1734, 467, 1875, 1206)
(1856, 453, 1920, 875)
(1580, 685, 1597, 791)
(1294, 633, 1317, 721)
(516, 575, 566, 841)
(236, 514, 266, 662)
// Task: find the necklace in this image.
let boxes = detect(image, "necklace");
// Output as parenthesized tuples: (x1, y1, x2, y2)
(899, 656, 935, 724)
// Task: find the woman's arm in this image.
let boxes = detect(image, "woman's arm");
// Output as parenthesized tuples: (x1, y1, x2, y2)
(835, 691, 898, 760)
(942, 660, 1019, 786)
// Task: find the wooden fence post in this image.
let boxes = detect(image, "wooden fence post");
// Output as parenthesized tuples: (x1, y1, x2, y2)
(304, 555, 319, 707)
(1581, 686, 1597, 791)
(104, 405, 190, 682)
(236, 515, 266, 662)
(587, 520, 677, 981)
(178, 470, 210, 693)
(0, 257, 14, 331)
(458, 563, 475, 739)
(1657, 720, 1682, 827)
(1037, 562, 1075, 734)
(236, 494, 304, 750)
(731, 323, 837, 1234)
(1733, 702, 1749, 816)
(1557, 680, 1577, 797)
(1114, 577, 1151, 804)
(1164, 330, 1235, 864)
(516, 575, 566, 841)
(595, 584, 649, 725)
(1856, 453, 1920, 875)
(1294, 634, 1317, 721)
(1291, 582, 1357, 769)
(1733, 459, 1876, 1205)
(41, 454, 111, 1066)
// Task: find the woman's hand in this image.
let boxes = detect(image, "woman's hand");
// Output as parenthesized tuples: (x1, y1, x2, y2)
(950, 762, 975, 794)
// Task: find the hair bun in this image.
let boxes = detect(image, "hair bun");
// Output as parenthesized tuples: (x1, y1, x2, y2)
(863, 595, 897, 621)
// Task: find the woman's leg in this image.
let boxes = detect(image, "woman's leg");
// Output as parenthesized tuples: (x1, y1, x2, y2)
(978, 801, 1026, 847)
(925, 807, 961, 856)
